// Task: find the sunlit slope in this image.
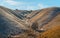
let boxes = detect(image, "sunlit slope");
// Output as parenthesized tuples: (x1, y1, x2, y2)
(30, 7, 60, 23)
(39, 26, 60, 38)
(30, 8, 51, 23)
(27, 10, 41, 18)
(42, 13, 60, 30)
(30, 7, 60, 29)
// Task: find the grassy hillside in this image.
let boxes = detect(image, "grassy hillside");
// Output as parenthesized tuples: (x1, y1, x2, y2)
(0, 6, 60, 38)
(30, 7, 60, 30)
(42, 13, 60, 30)
(0, 6, 29, 38)
(37, 26, 60, 38)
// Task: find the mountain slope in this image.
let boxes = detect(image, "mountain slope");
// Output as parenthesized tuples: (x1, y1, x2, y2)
(42, 13, 60, 30)
(0, 6, 28, 29)
(13, 10, 32, 19)
(0, 6, 29, 38)
(40, 26, 60, 38)
(0, 6, 60, 38)
(30, 7, 60, 30)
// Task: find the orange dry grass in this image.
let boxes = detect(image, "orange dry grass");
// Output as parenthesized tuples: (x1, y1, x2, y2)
(37, 26, 60, 38)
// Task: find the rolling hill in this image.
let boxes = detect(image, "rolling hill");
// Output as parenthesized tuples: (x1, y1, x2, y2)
(0, 6, 30, 38)
(0, 6, 60, 38)
(30, 7, 60, 31)
(37, 26, 60, 38)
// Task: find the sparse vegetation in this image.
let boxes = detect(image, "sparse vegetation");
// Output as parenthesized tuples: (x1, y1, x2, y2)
(0, 6, 60, 38)
(37, 26, 60, 38)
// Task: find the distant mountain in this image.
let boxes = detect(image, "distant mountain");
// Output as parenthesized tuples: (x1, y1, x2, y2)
(13, 9, 32, 19)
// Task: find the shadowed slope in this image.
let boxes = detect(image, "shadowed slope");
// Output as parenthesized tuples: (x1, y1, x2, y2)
(0, 6, 28, 38)
(0, 6, 28, 29)
(14, 10, 32, 19)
